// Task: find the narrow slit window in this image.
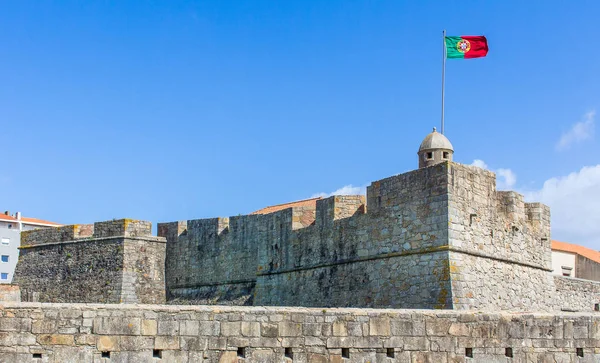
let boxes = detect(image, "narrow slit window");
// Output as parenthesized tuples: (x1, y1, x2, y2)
(426, 152, 433, 160)
(386, 348, 394, 358)
(443, 151, 449, 159)
(577, 348, 584, 357)
(505, 348, 513, 357)
(285, 347, 293, 359)
(342, 348, 350, 359)
(465, 348, 473, 358)
(153, 349, 162, 358)
(237, 347, 246, 358)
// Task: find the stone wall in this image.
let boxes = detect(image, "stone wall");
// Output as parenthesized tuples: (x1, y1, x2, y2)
(14, 220, 166, 305)
(160, 162, 571, 311)
(445, 163, 556, 311)
(160, 165, 454, 309)
(0, 302, 598, 363)
(554, 276, 600, 312)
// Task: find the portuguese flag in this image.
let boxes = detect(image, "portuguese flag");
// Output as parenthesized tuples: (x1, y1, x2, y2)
(445, 36, 488, 59)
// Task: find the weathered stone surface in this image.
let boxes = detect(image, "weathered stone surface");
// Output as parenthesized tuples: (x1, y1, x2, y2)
(0, 302, 597, 362)
(13, 219, 166, 305)
(158, 162, 600, 312)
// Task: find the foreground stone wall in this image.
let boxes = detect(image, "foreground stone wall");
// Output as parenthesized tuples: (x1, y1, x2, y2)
(0, 303, 598, 363)
(14, 220, 166, 304)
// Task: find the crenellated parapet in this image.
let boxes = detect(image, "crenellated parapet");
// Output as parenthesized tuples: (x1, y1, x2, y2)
(158, 161, 567, 311)
(20, 219, 155, 247)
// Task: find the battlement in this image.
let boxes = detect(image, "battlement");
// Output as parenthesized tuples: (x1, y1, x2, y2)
(20, 219, 154, 247)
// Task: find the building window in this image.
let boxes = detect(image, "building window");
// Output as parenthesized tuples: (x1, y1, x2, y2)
(0, 273, 7, 280)
(7, 224, 11, 229)
(443, 151, 449, 159)
(0, 255, 8, 263)
(1, 238, 8, 245)
(426, 152, 433, 160)
(561, 266, 573, 277)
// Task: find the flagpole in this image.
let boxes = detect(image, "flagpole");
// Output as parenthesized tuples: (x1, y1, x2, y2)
(441, 29, 446, 134)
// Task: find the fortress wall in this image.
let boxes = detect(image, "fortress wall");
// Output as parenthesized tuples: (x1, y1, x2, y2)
(0, 303, 598, 363)
(161, 164, 454, 308)
(254, 164, 453, 308)
(449, 252, 555, 311)
(14, 220, 166, 305)
(446, 164, 555, 311)
(447, 164, 550, 269)
(554, 276, 600, 312)
(159, 216, 264, 305)
(14, 239, 125, 304)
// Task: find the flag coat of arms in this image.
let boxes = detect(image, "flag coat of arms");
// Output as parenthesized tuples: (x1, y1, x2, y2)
(445, 36, 488, 59)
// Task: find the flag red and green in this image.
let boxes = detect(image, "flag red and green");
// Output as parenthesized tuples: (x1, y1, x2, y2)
(445, 36, 488, 59)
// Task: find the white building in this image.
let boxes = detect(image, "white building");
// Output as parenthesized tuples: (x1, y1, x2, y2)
(0, 211, 61, 283)
(551, 240, 600, 281)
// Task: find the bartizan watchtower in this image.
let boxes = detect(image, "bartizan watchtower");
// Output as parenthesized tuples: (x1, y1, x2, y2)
(418, 127, 454, 168)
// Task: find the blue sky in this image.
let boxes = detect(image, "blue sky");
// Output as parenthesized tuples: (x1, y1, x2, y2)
(1, 1, 598, 249)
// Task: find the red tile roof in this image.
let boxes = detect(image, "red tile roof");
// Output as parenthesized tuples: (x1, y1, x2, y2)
(0, 213, 61, 226)
(251, 197, 322, 215)
(552, 240, 600, 264)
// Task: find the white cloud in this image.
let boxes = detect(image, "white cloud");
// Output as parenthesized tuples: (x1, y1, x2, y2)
(524, 165, 600, 249)
(556, 110, 595, 151)
(311, 184, 366, 198)
(471, 159, 516, 189)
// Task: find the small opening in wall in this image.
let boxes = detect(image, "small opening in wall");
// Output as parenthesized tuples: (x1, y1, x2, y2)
(594, 303, 599, 311)
(386, 348, 395, 358)
(101, 351, 111, 358)
(342, 348, 350, 359)
(465, 348, 473, 358)
(32, 353, 42, 359)
(285, 347, 293, 359)
(505, 347, 513, 358)
(426, 152, 433, 160)
(577, 348, 584, 357)
(237, 347, 246, 358)
(443, 151, 449, 159)
(153, 349, 162, 359)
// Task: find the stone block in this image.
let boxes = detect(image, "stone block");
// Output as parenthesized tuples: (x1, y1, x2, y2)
(220, 322, 241, 336)
(157, 320, 179, 336)
(279, 322, 302, 337)
(155, 335, 180, 350)
(180, 320, 199, 336)
(93, 317, 141, 336)
(37, 334, 75, 346)
(141, 320, 157, 336)
(241, 321, 260, 337)
(332, 321, 348, 336)
(97, 336, 119, 351)
(369, 318, 391, 336)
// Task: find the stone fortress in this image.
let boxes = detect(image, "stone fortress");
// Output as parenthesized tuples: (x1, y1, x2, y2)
(3, 129, 600, 362)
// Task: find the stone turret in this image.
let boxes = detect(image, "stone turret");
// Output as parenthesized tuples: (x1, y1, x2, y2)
(418, 127, 454, 168)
